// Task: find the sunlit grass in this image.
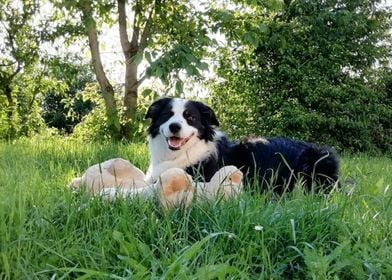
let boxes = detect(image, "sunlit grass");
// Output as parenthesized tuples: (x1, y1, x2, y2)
(0, 137, 391, 279)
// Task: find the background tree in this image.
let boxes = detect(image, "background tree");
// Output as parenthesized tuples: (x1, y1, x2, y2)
(0, 0, 71, 139)
(0, 0, 42, 138)
(1, 0, 391, 154)
(210, 0, 392, 153)
(53, 0, 211, 140)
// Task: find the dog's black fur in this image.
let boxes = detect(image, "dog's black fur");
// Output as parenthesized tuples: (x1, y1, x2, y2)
(146, 97, 339, 193)
(146, 97, 219, 141)
(186, 136, 339, 193)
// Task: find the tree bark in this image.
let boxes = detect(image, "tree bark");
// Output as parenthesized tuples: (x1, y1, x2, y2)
(118, 0, 139, 139)
(83, 5, 122, 139)
(3, 84, 16, 139)
(118, 0, 154, 139)
(122, 63, 139, 139)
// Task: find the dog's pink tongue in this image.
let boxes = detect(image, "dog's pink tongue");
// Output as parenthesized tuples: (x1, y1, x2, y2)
(168, 137, 183, 149)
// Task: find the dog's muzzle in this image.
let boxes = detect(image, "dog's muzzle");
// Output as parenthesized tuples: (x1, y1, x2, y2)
(167, 135, 192, 150)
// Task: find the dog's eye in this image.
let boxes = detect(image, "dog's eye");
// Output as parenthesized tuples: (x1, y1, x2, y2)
(184, 111, 195, 122)
(186, 115, 196, 122)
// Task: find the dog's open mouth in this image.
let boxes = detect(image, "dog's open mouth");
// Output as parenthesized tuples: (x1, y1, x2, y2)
(167, 136, 192, 150)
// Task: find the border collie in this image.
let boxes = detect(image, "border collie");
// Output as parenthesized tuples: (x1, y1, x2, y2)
(145, 97, 339, 193)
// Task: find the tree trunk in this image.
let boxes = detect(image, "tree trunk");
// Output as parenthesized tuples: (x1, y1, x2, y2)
(117, 0, 140, 139)
(4, 84, 16, 139)
(122, 61, 139, 139)
(83, 6, 122, 140)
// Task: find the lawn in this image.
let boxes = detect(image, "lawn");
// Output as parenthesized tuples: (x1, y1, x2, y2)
(0, 137, 391, 279)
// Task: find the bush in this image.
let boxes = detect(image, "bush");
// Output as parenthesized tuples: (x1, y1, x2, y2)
(42, 56, 95, 133)
(72, 84, 155, 142)
(210, 0, 392, 154)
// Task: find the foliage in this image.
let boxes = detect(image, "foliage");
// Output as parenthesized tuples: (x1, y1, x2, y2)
(49, 0, 214, 140)
(0, 0, 391, 154)
(72, 83, 158, 142)
(0, 0, 44, 139)
(1, 138, 391, 278)
(0, 54, 94, 139)
(210, 0, 392, 153)
(0, 62, 67, 139)
(71, 83, 110, 141)
(42, 56, 95, 133)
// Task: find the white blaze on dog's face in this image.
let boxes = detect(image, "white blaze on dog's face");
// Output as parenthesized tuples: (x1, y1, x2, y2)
(159, 99, 198, 150)
(145, 97, 219, 151)
(144, 97, 220, 182)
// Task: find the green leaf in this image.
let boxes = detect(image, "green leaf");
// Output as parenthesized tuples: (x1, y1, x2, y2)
(185, 53, 197, 63)
(258, 23, 269, 34)
(195, 264, 237, 279)
(242, 32, 259, 48)
(155, 67, 163, 78)
(198, 62, 209, 71)
(112, 230, 124, 242)
(144, 51, 152, 63)
(133, 52, 143, 65)
(186, 65, 197, 76)
(220, 11, 234, 24)
(269, 0, 284, 12)
(162, 232, 233, 280)
(141, 88, 153, 98)
(175, 81, 184, 96)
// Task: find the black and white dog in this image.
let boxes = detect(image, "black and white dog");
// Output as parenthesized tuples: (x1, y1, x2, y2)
(145, 97, 339, 193)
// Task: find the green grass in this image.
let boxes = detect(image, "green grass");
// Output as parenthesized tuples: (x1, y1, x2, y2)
(0, 137, 391, 279)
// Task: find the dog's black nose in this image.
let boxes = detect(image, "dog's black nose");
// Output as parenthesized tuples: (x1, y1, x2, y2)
(169, 123, 181, 133)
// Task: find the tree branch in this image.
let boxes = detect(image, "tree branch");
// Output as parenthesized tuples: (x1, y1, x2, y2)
(139, 3, 155, 52)
(117, 0, 131, 56)
(9, 63, 22, 80)
(129, 73, 148, 89)
(130, 0, 140, 52)
(28, 64, 47, 112)
(82, 5, 114, 96)
(80, 2, 121, 137)
(0, 61, 17, 67)
(2, 18, 27, 79)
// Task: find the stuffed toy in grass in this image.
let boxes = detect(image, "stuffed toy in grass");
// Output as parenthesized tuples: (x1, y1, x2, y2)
(70, 158, 243, 209)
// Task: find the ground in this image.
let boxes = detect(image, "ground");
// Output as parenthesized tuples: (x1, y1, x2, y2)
(0, 137, 391, 279)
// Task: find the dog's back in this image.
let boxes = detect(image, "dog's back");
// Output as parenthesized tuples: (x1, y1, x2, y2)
(225, 137, 339, 193)
(185, 136, 339, 193)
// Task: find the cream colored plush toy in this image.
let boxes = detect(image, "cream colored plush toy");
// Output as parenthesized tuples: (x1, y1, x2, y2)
(70, 158, 148, 192)
(154, 166, 243, 209)
(70, 158, 243, 209)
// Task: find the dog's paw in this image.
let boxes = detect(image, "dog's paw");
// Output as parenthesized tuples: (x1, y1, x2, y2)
(156, 168, 194, 210)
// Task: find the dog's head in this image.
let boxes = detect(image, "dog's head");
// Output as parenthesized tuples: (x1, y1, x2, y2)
(145, 98, 219, 150)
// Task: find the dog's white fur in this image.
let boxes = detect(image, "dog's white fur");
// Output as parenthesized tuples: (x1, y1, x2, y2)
(146, 136, 217, 184)
(159, 99, 197, 141)
(145, 98, 220, 183)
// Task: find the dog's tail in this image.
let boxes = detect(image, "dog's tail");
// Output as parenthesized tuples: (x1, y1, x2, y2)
(297, 145, 340, 192)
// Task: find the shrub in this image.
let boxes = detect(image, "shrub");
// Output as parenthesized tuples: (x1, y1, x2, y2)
(210, 0, 392, 154)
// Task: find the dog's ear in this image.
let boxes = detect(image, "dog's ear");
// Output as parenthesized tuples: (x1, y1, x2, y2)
(193, 101, 220, 127)
(145, 97, 172, 120)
